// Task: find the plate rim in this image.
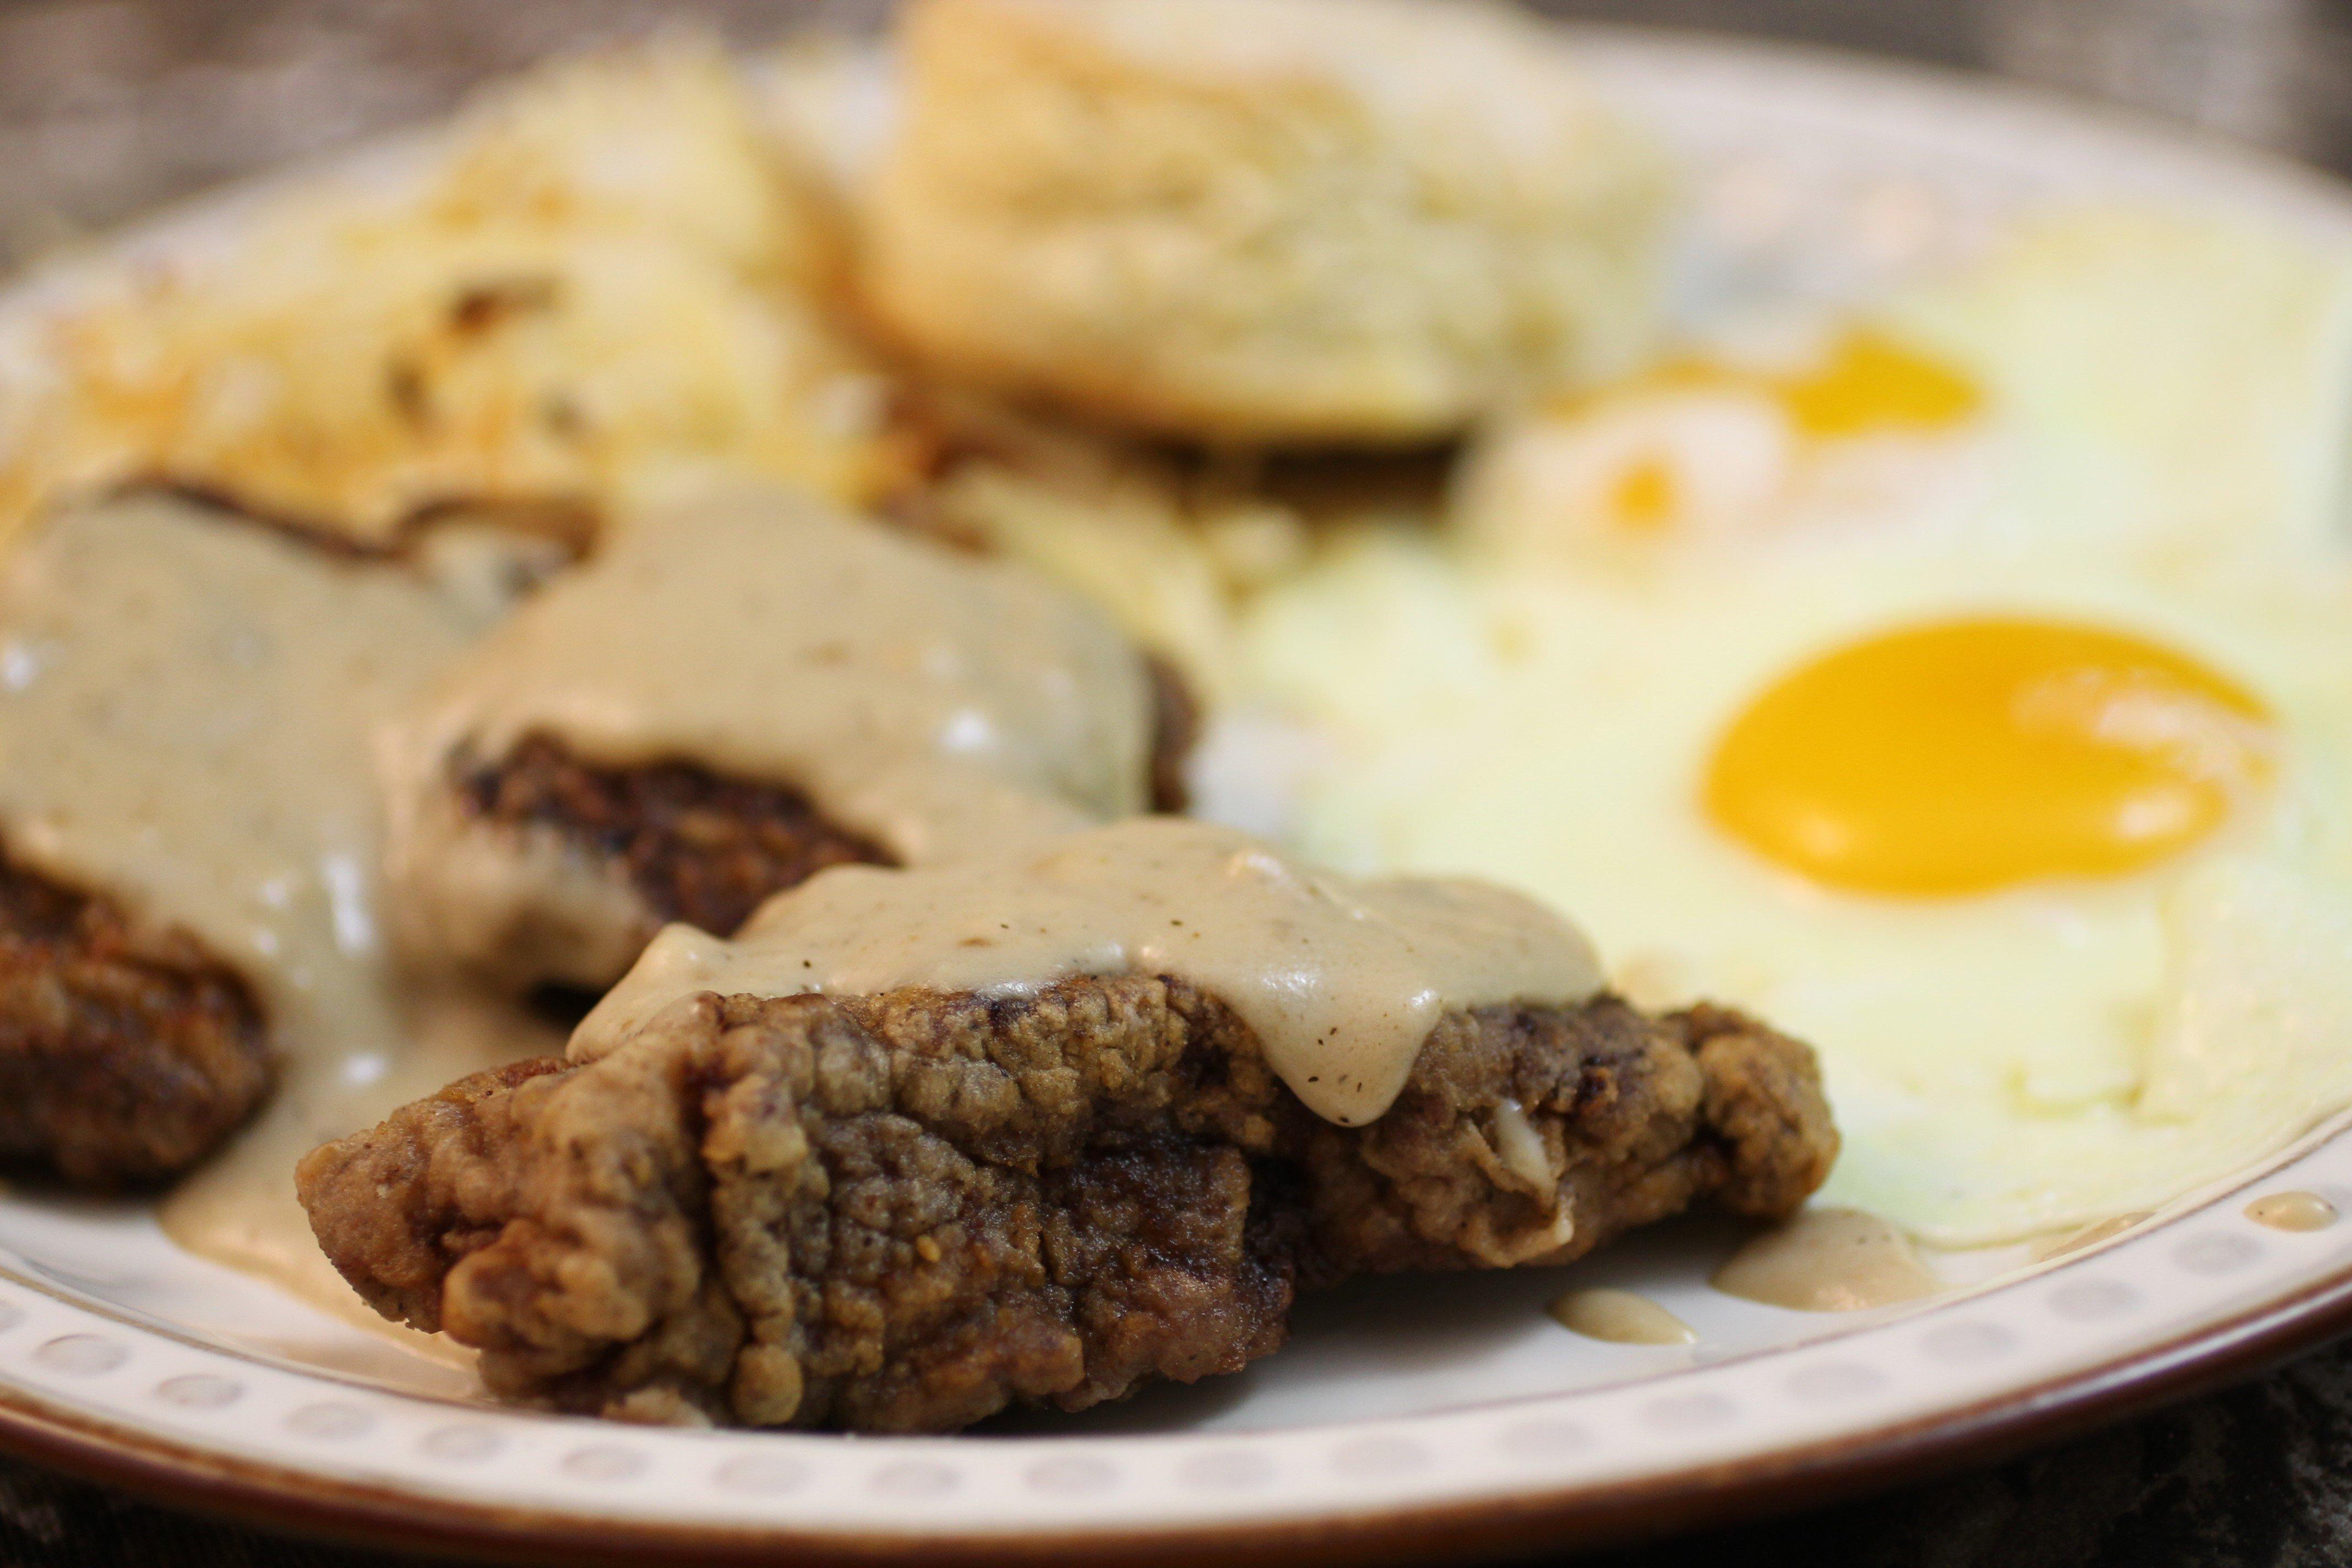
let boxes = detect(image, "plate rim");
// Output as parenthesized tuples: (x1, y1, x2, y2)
(5, 18, 2352, 1563)
(0, 1248, 2343, 1566)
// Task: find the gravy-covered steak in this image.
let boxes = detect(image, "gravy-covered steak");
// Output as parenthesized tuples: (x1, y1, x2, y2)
(386, 488, 1179, 993)
(0, 492, 511, 1191)
(301, 820, 1834, 1431)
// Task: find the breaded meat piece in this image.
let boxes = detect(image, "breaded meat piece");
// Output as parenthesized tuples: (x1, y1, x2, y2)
(298, 977, 1833, 1433)
(389, 493, 1184, 993)
(862, 0, 1673, 442)
(0, 856, 270, 1186)
(453, 734, 896, 965)
(426, 668, 1191, 993)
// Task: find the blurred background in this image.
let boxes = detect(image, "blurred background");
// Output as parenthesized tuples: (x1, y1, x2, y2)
(2, 0, 2352, 274)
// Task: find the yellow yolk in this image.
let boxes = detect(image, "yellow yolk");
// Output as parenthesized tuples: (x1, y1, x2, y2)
(1777, 328, 1983, 438)
(1705, 617, 2274, 896)
(1608, 456, 1679, 533)
(1560, 327, 1981, 440)
(1532, 328, 1983, 541)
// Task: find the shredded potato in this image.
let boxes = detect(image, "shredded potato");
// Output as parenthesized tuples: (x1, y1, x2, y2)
(0, 40, 907, 548)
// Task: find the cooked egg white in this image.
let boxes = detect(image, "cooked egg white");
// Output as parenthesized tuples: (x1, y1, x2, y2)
(1208, 206, 2352, 1247)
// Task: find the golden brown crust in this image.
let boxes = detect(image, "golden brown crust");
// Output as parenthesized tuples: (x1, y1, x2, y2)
(298, 976, 1832, 1432)
(434, 670, 1198, 990)
(456, 733, 896, 948)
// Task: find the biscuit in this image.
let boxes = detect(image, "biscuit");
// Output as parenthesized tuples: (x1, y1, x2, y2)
(863, 0, 1674, 443)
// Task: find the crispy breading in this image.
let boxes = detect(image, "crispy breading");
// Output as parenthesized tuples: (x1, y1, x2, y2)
(0, 857, 271, 1186)
(298, 976, 1832, 1432)
(410, 650, 1194, 993)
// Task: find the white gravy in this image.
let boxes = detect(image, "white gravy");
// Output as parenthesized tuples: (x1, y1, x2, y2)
(1711, 1207, 1941, 1313)
(574, 816, 1604, 1126)
(0, 493, 526, 1311)
(2246, 1191, 2338, 1232)
(391, 486, 1157, 868)
(1549, 1287, 1697, 1346)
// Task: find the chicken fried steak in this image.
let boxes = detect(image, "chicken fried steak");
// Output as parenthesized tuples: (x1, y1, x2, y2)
(437, 652, 1194, 984)
(453, 734, 895, 962)
(388, 489, 1170, 992)
(0, 854, 270, 1185)
(0, 492, 507, 1198)
(301, 819, 1835, 1431)
(298, 979, 1830, 1432)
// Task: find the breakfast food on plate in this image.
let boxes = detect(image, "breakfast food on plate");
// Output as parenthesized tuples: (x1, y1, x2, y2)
(15, 0, 2351, 1452)
(861, 0, 1672, 442)
(384, 486, 1175, 992)
(0, 491, 517, 1185)
(1221, 206, 2352, 1246)
(298, 818, 1834, 1431)
(0, 41, 901, 552)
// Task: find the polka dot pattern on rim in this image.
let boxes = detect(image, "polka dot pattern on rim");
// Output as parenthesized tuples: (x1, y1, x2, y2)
(1501, 1418, 1593, 1457)
(1330, 1436, 1425, 1479)
(2175, 1233, 2262, 1276)
(1179, 1450, 1270, 1490)
(1785, 1363, 1886, 1402)
(1645, 1393, 1735, 1432)
(560, 1445, 646, 1483)
(870, 1460, 957, 1498)
(421, 1426, 501, 1462)
(34, 1335, 123, 1375)
(1024, 1456, 1117, 1495)
(2050, 1280, 2140, 1321)
(1920, 1322, 2016, 1363)
(712, 1453, 807, 1496)
(286, 1402, 373, 1440)
(154, 1374, 239, 1410)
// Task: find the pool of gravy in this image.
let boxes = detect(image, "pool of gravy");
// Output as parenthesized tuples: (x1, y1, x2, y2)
(1712, 1207, 1942, 1312)
(1549, 1287, 1697, 1346)
(2247, 1190, 2338, 1232)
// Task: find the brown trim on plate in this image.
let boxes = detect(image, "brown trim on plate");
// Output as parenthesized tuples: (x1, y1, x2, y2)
(0, 1256, 2342, 1566)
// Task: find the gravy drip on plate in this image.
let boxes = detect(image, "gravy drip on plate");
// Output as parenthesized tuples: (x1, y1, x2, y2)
(1711, 1207, 1941, 1311)
(0, 494, 522, 1310)
(393, 486, 1157, 870)
(1549, 1287, 1697, 1345)
(2247, 1190, 2339, 1231)
(574, 816, 1605, 1126)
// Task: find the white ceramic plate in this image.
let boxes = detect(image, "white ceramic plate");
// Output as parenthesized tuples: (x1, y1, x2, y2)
(3, 26, 2352, 1565)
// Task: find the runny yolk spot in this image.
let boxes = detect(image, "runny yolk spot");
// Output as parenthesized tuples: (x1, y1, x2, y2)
(1609, 456, 1679, 534)
(1777, 328, 1982, 438)
(1704, 617, 2274, 896)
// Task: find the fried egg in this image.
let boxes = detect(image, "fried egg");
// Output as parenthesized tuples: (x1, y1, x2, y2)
(1212, 206, 2352, 1246)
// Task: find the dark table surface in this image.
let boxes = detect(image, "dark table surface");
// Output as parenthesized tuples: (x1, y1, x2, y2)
(4, 1, 2352, 1563)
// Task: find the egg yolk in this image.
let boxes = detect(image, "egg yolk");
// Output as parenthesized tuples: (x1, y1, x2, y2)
(1776, 328, 1983, 438)
(1705, 617, 2274, 896)
(1572, 327, 1981, 440)
(1608, 456, 1680, 535)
